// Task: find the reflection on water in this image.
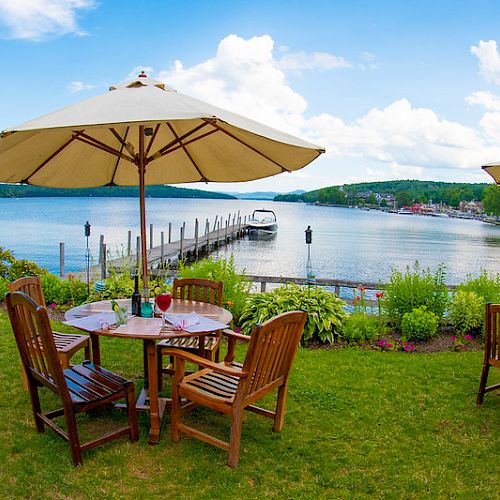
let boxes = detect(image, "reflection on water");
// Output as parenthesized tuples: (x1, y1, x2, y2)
(0, 198, 498, 285)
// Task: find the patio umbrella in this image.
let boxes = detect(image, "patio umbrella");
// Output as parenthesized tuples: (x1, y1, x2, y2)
(482, 162, 500, 184)
(0, 72, 324, 287)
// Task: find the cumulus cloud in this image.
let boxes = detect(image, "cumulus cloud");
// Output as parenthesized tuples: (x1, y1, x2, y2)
(157, 34, 308, 133)
(470, 40, 500, 85)
(144, 34, 500, 185)
(68, 80, 95, 93)
(278, 51, 351, 71)
(466, 90, 500, 111)
(0, 0, 95, 41)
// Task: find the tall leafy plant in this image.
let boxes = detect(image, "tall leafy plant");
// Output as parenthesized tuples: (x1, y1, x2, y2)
(178, 255, 251, 322)
(384, 262, 448, 329)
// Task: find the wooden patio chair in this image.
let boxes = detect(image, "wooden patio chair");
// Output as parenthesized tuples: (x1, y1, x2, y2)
(477, 303, 500, 404)
(5, 291, 139, 466)
(157, 278, 224, 382)
(9, 276, 91, 390)
(163, 310, 307, 467)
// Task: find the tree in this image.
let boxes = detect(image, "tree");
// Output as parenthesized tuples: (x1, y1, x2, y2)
(482, 185, 500, 216)
(396, 191, 413, 207)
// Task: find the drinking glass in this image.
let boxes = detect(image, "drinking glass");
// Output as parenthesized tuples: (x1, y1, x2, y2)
(156, 292, 172, 327)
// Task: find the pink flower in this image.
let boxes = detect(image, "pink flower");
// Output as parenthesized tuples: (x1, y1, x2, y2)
(387, 343, 393, 349)
(451, 335, 457, 342)
(49, 303, 57, 311)
(377, 339, 386, 347)
(464, 334, 473, 341)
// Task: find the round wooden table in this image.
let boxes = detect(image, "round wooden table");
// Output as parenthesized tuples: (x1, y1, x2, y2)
(65, 298, 232, 444)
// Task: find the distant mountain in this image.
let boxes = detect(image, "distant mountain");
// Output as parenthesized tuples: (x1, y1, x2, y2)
(0, 184, 236, 200)
(223, 189, 305, 200)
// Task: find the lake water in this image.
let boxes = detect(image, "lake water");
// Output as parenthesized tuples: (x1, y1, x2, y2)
(0, 197, 498, 285)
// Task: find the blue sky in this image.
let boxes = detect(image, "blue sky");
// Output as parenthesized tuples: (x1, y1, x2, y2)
(1, 0, 500, 192)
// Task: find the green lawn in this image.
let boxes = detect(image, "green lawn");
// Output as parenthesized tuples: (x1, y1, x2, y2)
(0, 310, 498, 499)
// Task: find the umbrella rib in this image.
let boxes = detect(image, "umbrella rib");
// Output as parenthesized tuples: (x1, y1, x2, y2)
(203, 119, 291, 173)
(145, 124, 161, 156)
(158, 129, 218, 157)
(21, 131, 83, 183)
(148, 121, 211, 162)
(109, 126, 130, 186)
(76, 132, 135, 163)
(166, 123, 209, 182)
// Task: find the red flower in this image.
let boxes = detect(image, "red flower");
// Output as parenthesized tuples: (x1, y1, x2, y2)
(375, 291, 385, 299)
(353, 296, 361, 303)
(358, 285, 366, 293)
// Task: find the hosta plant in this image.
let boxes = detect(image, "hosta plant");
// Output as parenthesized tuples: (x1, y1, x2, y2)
(239, 283, 347, 344)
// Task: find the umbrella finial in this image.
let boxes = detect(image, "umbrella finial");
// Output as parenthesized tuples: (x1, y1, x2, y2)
(138, 71, 147, 78)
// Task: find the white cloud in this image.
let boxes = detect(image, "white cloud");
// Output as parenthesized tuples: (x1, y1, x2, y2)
(139, 34, 500, 189)
(157, 34, 308, 133)
(278, 51, 351, 71)
(68, 80, 95, 93)
(466, 90, 500, 111)
(0, 0, 95, 41)
(470, 40, 500, 85)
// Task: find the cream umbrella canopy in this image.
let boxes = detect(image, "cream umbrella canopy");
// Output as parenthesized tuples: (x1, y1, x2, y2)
(482, 163, 500, 184)
(0, 72, 324, 286)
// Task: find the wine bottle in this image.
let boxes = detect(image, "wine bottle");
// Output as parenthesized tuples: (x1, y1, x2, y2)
(131, 274, 141, 316)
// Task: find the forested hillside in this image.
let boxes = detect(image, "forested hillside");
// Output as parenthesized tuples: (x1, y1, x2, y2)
(275, 180, 490, 207)
(0, 184, 235, 199)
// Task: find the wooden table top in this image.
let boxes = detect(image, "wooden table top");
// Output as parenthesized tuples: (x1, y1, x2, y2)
(65, 298, 232, 340)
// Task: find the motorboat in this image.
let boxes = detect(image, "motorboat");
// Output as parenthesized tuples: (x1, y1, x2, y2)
(248, 209, 278, 234)
(397, 208, 414, 215)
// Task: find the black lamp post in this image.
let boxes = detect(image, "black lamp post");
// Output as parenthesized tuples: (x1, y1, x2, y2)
(84, 221, 91, 294)
(305, 226, 315, 285)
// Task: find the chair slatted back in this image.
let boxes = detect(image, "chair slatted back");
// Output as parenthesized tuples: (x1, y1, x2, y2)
(240, 311, 307, 402)
(8, 276, 46, 307)
(173, 278, 223, 306)
(485, 303, 500, 363)
(6, 292, 68, 398)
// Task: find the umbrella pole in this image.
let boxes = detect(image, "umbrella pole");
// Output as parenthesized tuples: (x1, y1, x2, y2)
(139, 125, 149, 291)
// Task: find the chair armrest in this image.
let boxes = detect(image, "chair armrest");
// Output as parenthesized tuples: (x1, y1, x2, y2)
(222, 328, 250, 342)
(161, 348, 247, 378)
(222, 328, 250, 363)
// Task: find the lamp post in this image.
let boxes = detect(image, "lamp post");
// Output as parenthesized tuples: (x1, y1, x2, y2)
(84, 221, 91, 295)
(305, 226, 315, 285)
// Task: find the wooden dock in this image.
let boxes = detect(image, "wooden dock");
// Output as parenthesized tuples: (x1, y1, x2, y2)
(89, 214, 249, 278)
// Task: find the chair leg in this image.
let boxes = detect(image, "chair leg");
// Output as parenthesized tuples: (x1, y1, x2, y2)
(84, 342, 91, 361)
(171, 359, 185, 443)
(59, 354, 71, 370)
(477, 363, 490, 405)
(157, 350, 163, 392)
(64, 406, 83, 466)
(27, 379, 44, 433)
(21, 363, 29, 392)
(126, 385, 139, 442)
(273, 384, 289, 432)
(228, 408, 243, 468)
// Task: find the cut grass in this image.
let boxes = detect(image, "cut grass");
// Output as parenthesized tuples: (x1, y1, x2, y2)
(0, 311, 498, 498)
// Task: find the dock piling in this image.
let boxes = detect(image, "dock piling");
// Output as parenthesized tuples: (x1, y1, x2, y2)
(59, 242, 65, 277)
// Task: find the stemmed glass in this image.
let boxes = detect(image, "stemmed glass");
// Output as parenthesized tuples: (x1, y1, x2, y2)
(155, 292, 172, 327)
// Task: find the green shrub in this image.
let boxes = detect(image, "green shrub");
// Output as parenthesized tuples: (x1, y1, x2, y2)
(343, 313, 379, 343)
(400, 306, 438, 341)
(178, 255, 251, 322)
(0, 247, 15, 278)
(384, 262, 448, 328)
(449, 290, 484, 335)
(7, 259, 46, 280)
(456, 270, 500, 304)
(91, 270, 134, 301)
(0, 277, 8, 299)
(239, 283, 347, 344)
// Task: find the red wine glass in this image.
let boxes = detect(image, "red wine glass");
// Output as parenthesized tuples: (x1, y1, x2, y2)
(156, 292, 172, 327)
